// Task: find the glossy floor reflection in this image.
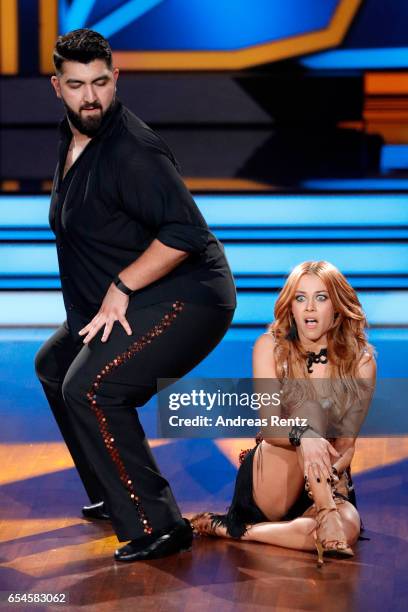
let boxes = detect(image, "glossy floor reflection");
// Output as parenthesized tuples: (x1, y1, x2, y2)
(0, 330, 407, 610)
(0, 438, 407, 611)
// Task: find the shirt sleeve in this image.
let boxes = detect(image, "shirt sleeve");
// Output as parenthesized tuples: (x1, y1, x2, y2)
(117, 140, 209, 254)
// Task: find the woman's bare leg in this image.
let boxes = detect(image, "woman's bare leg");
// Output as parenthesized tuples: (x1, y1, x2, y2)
(191, 499, 359, 551)
(191, 441, 360, 555)
(250, 437, 354, 523)
(251, 442, 305, 520)
(191, 405, 360, 554)
(252, 396, 330, 520)
(243, 500, 360, 551)
(190, 512, 316, 550)
(242, 517, 316, 550)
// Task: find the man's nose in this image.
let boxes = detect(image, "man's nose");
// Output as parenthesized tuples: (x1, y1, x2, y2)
(83, 85, 98, 104)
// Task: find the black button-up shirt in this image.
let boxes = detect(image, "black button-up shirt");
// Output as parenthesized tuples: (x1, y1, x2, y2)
(49, 99, 236, 318)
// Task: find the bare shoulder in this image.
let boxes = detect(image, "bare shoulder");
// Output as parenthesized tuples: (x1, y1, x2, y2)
(253, 331, 276, 353)
(253, 331, 277, 377)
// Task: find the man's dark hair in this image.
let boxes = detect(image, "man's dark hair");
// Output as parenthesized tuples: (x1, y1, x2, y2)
(53, 29, 112, 73)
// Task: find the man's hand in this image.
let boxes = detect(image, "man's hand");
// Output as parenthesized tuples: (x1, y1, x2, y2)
(78, 283, 132, 344)
(297, 430, 340, 481)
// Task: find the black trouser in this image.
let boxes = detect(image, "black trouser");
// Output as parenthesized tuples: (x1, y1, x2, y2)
(34, 299, 234, 541)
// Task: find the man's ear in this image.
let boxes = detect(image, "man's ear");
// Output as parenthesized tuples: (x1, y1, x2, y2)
(50, 75, 62, 99)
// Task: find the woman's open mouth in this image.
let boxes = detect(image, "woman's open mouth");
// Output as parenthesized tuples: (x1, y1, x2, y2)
(304, 318, 318, 329)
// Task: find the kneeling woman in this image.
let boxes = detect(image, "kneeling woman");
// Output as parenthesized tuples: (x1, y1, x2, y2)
(191, 260, 376, 566)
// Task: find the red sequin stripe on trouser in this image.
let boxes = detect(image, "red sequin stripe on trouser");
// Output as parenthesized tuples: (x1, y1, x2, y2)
(85, 300, 185, 535)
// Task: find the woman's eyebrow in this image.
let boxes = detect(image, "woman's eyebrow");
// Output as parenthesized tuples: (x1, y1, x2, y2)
(295, 290, 328, 294)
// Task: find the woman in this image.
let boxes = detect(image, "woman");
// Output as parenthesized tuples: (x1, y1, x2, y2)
(191, 261, 376, 566)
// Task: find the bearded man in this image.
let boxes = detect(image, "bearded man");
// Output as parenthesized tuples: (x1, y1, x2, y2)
(34, 29, 236, 562)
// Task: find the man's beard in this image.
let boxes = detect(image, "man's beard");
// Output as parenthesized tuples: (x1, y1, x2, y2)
(62, 94, 116, 137)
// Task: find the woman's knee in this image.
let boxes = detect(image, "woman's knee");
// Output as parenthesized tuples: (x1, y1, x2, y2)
(344, 517, 360, 546)
(338, 502, 361, 545)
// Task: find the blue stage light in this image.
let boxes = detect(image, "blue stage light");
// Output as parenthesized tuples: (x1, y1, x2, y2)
(58, 0, 337, 52)
(1, 326, 407, 344)
(233, 292, 408, 326)
(224, 244, 408, 275)
(302, 179, 408, 191)
(1, 194, 407, 228)
(0, 196, 49, 227)
(60, 0, 96, 31)
(0, 245, 58, 274)
(0, 290, 406, 326)
(1, 243, 407, 276)
(301, 47, 408, 70)
(1, 194, 407, 327)
(381, 145, 408, 173)
(196, 195, 408, 226)
(90, 0, 165, 39)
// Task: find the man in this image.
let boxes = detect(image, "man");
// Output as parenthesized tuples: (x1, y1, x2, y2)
(34, 29, 236, 562)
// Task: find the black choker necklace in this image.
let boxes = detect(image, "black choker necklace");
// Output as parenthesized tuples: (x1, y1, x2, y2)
(306, 347, 328, 373)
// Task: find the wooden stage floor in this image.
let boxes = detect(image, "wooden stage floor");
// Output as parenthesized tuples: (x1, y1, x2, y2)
(0, 438, 407, 612)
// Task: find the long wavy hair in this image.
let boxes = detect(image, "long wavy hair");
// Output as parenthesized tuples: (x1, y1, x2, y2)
(267, 261, 374, 422)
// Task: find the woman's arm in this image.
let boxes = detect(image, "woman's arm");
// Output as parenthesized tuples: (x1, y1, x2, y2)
(253, 334, 332, 442)
(253, 333, 292, 448)
(333, 351, 377, 457)
(253, 333, 340, 479)
(253, 334, 330, 443)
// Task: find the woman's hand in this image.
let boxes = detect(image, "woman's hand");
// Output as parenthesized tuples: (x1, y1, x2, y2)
(78, 283, 132, 344)
(297, 430, 340, 481)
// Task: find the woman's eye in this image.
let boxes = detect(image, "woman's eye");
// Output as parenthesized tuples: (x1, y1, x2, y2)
(316, 295, 327, 301)
(295, 295, 305, 302)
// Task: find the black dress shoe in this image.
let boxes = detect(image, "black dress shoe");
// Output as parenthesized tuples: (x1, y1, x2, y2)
(82, 501, 110, 520)
(114, 518, 193, 562)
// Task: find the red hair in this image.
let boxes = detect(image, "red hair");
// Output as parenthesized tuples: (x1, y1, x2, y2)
(269, 261, 373, 380)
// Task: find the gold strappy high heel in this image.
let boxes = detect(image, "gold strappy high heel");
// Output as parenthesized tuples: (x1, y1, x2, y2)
(314, 505, 354, 567)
